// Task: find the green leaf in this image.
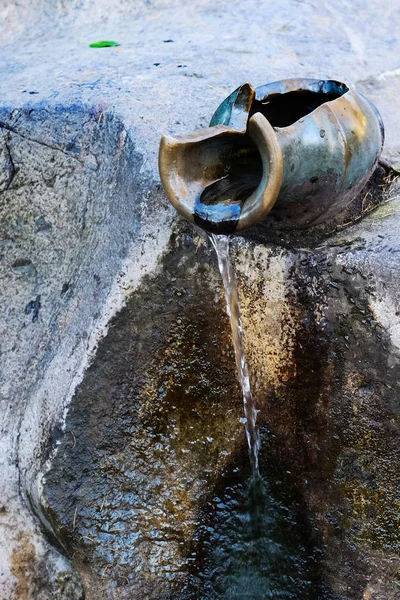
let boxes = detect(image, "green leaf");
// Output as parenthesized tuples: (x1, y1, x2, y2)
(89, 40, 120, 48)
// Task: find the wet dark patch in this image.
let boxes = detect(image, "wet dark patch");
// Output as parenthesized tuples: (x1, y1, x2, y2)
(248, 247, 400, 596)
(42, 225, 400, 599)
(185, 443, 326, 600)
(43, 231, 325, 599)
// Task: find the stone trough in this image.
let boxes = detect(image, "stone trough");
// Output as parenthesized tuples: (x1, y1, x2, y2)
(1, 1, 399, 598)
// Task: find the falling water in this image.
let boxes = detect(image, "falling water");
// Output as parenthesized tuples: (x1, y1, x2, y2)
(210, 234, 260, 476)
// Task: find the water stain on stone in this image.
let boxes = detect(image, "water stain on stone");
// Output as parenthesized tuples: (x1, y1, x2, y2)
(241, 246, 400, 598)
(42, 225, 400, 599)
(42, 231, 325, 599)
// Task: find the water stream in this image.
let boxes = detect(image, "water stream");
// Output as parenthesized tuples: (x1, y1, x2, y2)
(210, 234, 261, 476)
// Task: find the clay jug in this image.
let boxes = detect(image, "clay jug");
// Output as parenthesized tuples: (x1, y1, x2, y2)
(159, 78, 384, 233)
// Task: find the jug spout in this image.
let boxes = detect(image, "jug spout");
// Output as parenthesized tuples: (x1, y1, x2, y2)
(159, 110, 283, 234)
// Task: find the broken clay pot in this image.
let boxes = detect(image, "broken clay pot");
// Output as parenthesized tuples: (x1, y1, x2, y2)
(159, 78, 384, 233)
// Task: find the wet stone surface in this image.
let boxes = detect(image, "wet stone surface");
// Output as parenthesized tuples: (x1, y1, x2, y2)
(43, 231, 326, 599)
(234, 225, 400, 599)
(42, 210, 400, 599)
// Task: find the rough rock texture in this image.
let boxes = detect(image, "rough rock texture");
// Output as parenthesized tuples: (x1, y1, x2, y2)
(0, 104, 172, 598)
(43, 231, 326, 599)
(43, 187, 400, 599)
(1, 0, 400, 598)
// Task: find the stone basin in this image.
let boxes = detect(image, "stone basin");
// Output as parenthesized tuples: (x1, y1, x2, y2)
(1, 0, 400, 598)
